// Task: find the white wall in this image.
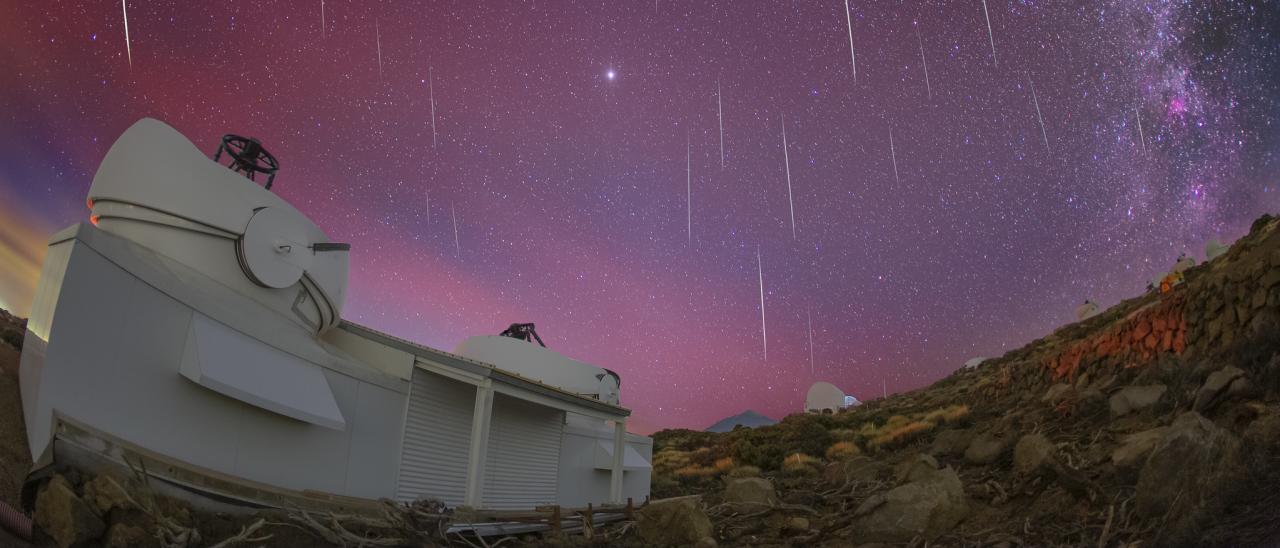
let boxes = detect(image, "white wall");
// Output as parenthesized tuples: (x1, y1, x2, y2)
(556, 418, 652, 507)
(22, 235, 406, 499)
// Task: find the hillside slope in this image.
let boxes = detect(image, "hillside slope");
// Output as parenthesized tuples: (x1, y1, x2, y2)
(649, 214, 1280, 547)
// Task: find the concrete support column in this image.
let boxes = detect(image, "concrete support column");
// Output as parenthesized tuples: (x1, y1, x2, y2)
(609, 418, 626, 504)
(463, 380, 494, 507)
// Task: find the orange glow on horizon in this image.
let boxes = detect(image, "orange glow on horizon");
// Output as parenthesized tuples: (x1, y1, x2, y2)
(0, 197, 52, 317)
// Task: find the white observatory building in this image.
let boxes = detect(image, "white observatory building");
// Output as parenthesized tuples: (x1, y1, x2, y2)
(805, 381, 857, 414)
(18, 119, 651, 512)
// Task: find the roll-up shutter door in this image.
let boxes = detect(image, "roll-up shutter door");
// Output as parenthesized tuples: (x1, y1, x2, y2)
(482, 394, 564, 509)
(396, 370, 474, 506)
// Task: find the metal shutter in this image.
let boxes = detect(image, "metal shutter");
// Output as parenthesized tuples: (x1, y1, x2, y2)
(396, 370, 474, 506)
(482, 394, 564, 509)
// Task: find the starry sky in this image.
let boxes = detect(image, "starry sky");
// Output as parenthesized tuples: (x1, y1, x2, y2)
(1, 1, 1278, 433)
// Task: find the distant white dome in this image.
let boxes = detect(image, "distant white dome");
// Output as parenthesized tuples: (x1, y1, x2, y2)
(1172, 254, 1196, 273)
(1206, 240, 1228, 261)
(805, 382, 846, 413)
(963, 357, 988, 370)
(1075, 300, 1100, 321)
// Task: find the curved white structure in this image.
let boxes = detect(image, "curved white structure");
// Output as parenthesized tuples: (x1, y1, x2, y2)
(1172, 254, 1196, 273)
(805, 381, 846, 413)
(963, 357, 989, 370)
(1206, 240, 1228, 261)
(19, 119, 650, 514)
(1075, 300, 1100, 321)
(87, 118, 348, 334)
(455, 336, 620, 405)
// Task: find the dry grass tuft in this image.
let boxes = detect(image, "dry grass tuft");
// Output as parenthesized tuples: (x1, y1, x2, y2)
(714, 456, 736, 473)
(923, 404, 970, 425)
(674, 465, 719, 478)
(869, 420, 935, 450)
(825, 441, 862, 461)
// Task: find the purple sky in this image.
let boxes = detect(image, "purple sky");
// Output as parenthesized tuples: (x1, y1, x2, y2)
(1, 1, 1278, 432)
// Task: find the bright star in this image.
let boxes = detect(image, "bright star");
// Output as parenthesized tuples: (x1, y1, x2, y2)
(606, 70, 616, 80)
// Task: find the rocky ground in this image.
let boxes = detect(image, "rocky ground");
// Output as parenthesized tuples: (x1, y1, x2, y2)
(637, 214, 1280, 547)
(4, 215, 1280, 547)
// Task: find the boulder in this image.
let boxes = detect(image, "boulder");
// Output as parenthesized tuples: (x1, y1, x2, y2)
(1013, 434, 1055, 476)
(893, 454, 939, 484)
(851, 466, 969, 542)
(964, 433, 1007, 464)
(723, 477, 777, 508)
(105, 523, 153, 548)
(929, 428, 974, 457)
(1110, 427, 1169, 471)
(824, 457, 884, 484)
(1193, 366, 1246, 412)
(34, 475, 106, 548)
(1041, 383, 1074, 404)
(784, 516, 810, 534)
(1109, 385, 1167, 417)
(1076, 388, 1108, 416)
(634, 495, 715, 547)
(81, 474, 135, 516)
(1136, 412, 1237, 518)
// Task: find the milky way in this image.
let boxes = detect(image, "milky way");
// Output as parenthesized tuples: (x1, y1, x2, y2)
(1, 1, 1278, 432)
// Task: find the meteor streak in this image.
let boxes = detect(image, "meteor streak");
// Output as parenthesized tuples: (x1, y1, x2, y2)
(121, 0, 132, 68)
(376, 20, 383, 81)
(686, 130, 692, 243)
(889, 125, 900, 185)
(429, 67, 438, 148)
(757, 248, 767, 362)
(807, 307, 815, 374)
(451, 202, 460, 255)
(1134, 106, 1147, 153)
(717, 79, 724, 169)
(980, 0, 997, 67)
(781, 114, 796, 240)
(1029, 76, 1049, 153)
(844, 0, 857, 83)
(915, 23, 931, 100)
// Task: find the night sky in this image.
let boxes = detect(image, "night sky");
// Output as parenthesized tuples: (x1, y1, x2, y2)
(2, 1, 1278, 433)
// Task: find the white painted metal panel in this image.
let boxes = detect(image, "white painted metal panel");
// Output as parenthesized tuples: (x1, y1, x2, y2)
(483, 394, 563, 510)
(592, 440, 652, 471)
(397, 370, 474, 506)
(180, 313, 346, 430)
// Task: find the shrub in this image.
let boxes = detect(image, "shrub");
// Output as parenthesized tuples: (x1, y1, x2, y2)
(825, 441, 862, 461)
(727, 465, 761, 478)
(653, 450, 692, 475)
(731, 427, 789, 471)
(778, 415, 835, 458)
(829, 428, 858, 442)
(923, 404, 971, 425)
(713, 457, 735, 473)
(0, 328, 23, 350)
(781, 453, 821, 476)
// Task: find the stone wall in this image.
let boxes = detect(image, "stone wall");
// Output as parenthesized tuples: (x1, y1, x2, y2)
(1038, 216, 1280, 383)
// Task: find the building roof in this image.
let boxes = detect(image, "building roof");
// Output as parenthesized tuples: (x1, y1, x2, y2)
(337, 321, 631, 419)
